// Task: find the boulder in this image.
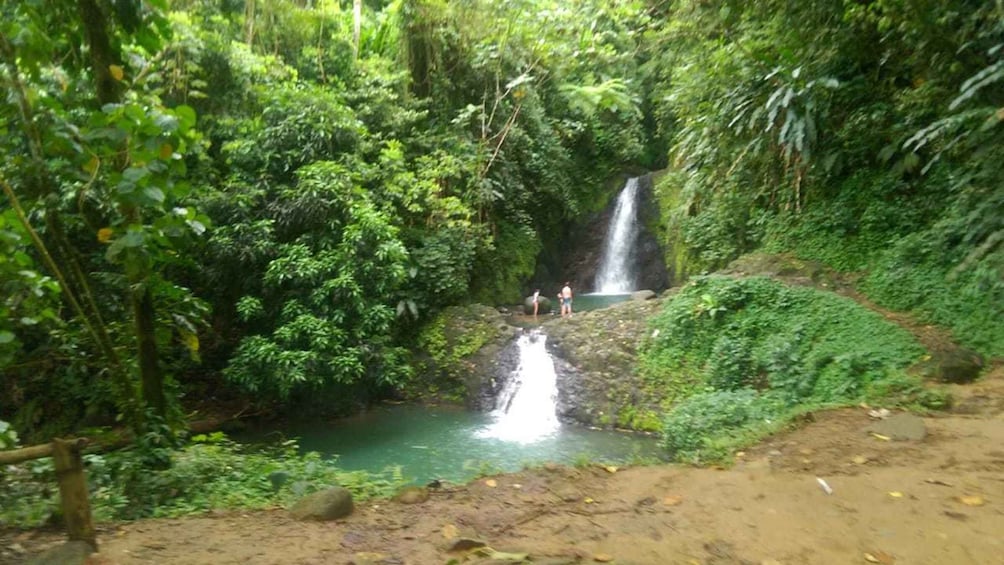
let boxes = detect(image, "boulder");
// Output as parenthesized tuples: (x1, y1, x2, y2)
(523, 295, 552, 315)
(411, 304, 520, 407)
(631, 290, 656, 301)
(290, 487, 354, 521)
(934, 347, 984, 384)
(544, 296, 665, 431)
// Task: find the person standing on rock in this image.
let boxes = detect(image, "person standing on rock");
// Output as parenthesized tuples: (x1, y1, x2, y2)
(532, 289, 541, 318)
(560, 282, 573, 317)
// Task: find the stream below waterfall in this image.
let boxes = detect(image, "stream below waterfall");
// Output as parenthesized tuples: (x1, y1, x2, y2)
(238, 329, 661, 484)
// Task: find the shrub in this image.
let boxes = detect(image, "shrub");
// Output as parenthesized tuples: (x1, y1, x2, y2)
(0, 433, 405, 526)
(662, 389, 783, 461)
(643, 276, 930, 461)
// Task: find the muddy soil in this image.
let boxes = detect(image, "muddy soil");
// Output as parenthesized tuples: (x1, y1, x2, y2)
(5, 368, 1002, 565)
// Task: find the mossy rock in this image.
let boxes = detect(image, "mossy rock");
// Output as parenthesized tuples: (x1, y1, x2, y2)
(290, 487, 354, 521)
(523, 295, 553, 314)
(544, 297, 665, 430)
(411, 304, 519, 406)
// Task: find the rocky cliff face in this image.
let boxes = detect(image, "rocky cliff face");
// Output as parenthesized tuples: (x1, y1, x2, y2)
(557, 173, 670, 293)
(542, 294, 669, 431)
(410, 304, 522, 408)
(412, 294, 673, 432)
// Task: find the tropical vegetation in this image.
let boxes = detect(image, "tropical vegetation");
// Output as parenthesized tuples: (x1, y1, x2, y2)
(0, 0, 1000, 525)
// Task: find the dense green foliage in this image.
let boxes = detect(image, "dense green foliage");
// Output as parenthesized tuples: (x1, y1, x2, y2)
(648, 0, 1003, 357)
(0, 432, 404, 525)
(1, 0, 652, 436)
(1, 0, 999, 510)
(640, 276, 944, 462)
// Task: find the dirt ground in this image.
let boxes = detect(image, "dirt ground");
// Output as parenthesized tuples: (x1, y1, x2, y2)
(4, 368, 1002, 565)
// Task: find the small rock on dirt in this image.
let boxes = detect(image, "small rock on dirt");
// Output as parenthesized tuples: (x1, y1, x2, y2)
(393, 486, 430, 504)
(289, 487, 354, 521)
(865, 413, 927, 441)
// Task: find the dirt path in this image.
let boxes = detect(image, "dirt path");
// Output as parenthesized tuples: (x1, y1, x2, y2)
(6, 370, 1002, 565)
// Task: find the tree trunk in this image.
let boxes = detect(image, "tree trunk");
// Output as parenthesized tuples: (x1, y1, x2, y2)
(134, 288, 165, 417)
(76, 0, 166, 423)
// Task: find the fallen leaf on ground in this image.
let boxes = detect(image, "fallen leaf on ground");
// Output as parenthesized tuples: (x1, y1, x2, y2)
(888, 491, 904, 498)
(870, 432, 891, 441)
(864, 549, 895, 563)
(472, 547, 529, 561)
(663, 495, 683, 506)
(604, 465, 618, 473)
(584, 497, 595, 504)
(484, 479, 498, 488)
(511, 483, 522, 489)
(442, 524, 458, 539)
(852, 455, 868, 465)
(958, 495, 984, 506)
(593, 554, 614, 562)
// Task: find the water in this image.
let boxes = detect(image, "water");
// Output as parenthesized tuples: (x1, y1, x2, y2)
(572, 292, 633, 312)
(595, 177, 641, 293)
(248, 404, 659, 485)
(239, 329, 661, 484)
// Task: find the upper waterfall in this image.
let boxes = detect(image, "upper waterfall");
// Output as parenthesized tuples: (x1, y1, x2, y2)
(594, 177, 641, 294)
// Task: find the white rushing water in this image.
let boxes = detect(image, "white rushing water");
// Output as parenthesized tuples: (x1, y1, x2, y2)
(594, 177, 640, 294)
(478, 329, 560, 443)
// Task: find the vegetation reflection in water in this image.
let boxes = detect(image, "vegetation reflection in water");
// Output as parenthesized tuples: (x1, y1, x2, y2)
(241, 405, 662, 485)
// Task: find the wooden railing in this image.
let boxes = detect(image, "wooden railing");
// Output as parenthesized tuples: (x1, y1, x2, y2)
(0, 438, 96, 549)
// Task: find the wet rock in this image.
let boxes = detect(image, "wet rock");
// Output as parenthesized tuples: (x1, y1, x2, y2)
(631, 289, 656, 301)
(290, 487, 354, 521)
(865, 413, 927, 441)
(27, 541, 93, 565)
(411, 304, 521, 408)
(544, 297, 665, 430)
(523, 295, 553, 315)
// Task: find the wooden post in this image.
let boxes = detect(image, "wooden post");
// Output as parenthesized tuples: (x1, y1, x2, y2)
(51, 438, 96, 550)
